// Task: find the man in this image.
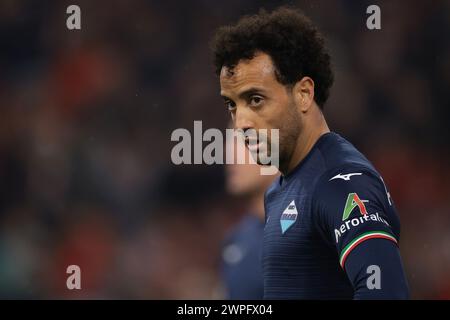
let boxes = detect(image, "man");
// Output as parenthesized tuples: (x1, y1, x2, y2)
(221, 131, 277, 299)
(212, 7, 409, 299)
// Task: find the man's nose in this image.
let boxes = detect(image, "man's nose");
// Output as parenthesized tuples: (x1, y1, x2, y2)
(234, 105, 254, 132)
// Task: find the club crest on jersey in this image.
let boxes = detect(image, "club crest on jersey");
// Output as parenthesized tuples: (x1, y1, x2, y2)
(342, 193, 369, 220)
(280, 200, 298, 234)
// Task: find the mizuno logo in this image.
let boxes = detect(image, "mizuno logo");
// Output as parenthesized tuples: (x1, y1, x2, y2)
(329, 173, 362, 181)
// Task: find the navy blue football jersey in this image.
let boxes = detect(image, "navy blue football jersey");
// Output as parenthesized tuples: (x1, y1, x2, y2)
(263, 132, 409, 299)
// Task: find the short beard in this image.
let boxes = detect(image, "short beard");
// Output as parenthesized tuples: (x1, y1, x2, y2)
(278, 98, 302, 174)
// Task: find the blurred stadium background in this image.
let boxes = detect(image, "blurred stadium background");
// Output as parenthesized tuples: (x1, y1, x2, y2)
(0, 0, 449, 299)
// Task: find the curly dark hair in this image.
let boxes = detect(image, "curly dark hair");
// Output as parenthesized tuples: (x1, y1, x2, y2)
(211, 7, 334, 108)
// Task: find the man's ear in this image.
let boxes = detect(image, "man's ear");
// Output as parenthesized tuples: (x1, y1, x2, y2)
(293, 76, 315, 113)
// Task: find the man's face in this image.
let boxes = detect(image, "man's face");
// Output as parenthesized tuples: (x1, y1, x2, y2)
(220, 52, 302, 169)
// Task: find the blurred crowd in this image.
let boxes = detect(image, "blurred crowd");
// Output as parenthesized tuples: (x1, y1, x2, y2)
(0, 0, 449, 299)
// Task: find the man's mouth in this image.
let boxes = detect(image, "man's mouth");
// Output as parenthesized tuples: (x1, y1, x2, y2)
(245, 137, 263, 152)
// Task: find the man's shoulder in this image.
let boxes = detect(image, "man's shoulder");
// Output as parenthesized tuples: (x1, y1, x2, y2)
(311, 135, 396, 230)
(314, 132, 385, 191)
(264, 133, 378, 201)
(264, 132, 384, 208)
(317, 132, 376, 173)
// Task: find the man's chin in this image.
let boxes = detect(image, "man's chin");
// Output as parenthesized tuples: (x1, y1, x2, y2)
(248, 149, 261, 163)
(251, 152, 275, 166)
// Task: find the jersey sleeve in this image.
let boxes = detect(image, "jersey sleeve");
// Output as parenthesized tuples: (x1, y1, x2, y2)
(312, 167, 409, 299)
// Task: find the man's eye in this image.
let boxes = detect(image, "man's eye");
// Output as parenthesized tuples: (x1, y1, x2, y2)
(249, 95, 264, 107)
(225, 100, 236, 111)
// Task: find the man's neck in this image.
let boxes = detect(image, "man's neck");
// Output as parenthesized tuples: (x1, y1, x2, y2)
(283, 112, 330, 175)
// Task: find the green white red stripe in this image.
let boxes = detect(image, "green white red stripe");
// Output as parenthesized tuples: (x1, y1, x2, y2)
(339, 231, 398, 268)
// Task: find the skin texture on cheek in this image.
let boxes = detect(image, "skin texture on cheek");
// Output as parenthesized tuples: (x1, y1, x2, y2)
(277, 98, 302, 169)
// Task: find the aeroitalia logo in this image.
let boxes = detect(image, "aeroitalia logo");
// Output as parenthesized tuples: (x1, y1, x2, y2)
(342, 193, 368, 221)
(334, 211, 390, 244)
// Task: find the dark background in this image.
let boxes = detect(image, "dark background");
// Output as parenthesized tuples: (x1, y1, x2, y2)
(0, 0, 449, 298)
